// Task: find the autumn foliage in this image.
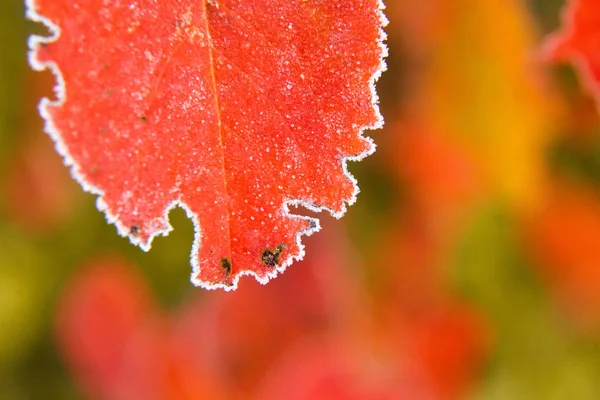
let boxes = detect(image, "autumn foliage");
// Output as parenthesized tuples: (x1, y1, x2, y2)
(5, 0, 600, 399)
(26, 0, 387, 289)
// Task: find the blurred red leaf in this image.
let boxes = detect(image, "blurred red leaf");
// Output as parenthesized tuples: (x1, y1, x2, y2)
(56, 256, 227, 400)
(402, 306, 490, 400)
(27, 0, 387, 289)
(56, 257, 166, 400)
(544, 0, 600, 104)
(255, 307, 488, 400)
(254, 338, 407, 400)
(527, 184, 600, 332)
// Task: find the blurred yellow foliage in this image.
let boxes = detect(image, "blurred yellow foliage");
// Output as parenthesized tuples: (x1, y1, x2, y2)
(418, 0, 558, 212)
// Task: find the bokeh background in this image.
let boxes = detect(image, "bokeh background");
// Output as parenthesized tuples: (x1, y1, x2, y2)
(3, 0, 600, 399)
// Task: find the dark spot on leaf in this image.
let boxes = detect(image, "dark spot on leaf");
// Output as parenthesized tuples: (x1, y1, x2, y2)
(140, 115, 148, 122)
(101, 62, 109, 70)
(261, 244, 285, 267)
(99, 126, 108, 134)
(103, 89, 114, 97)
(90, 165, 99, 174)
(220, 258, 231, 275)
(261, 250, 277, 266)
(129, 225, 140, 236)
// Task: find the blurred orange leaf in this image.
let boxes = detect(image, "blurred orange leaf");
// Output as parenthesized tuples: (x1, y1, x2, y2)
(527, 183, 600, 332)
(393, 0, 556, 212)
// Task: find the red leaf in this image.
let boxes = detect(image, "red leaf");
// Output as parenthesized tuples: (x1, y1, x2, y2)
(55, 257, 166, 400)
(403, 306, 490, 400)
(254, 338, 407, 400)
(56, 257, 229, 399)
(544, 0, 600, 103)
(26, 0, 387, 289)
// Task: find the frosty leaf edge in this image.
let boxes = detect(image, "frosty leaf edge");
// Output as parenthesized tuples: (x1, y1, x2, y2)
(542, 0, 600, 104)
(25, 0, 388, 290)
